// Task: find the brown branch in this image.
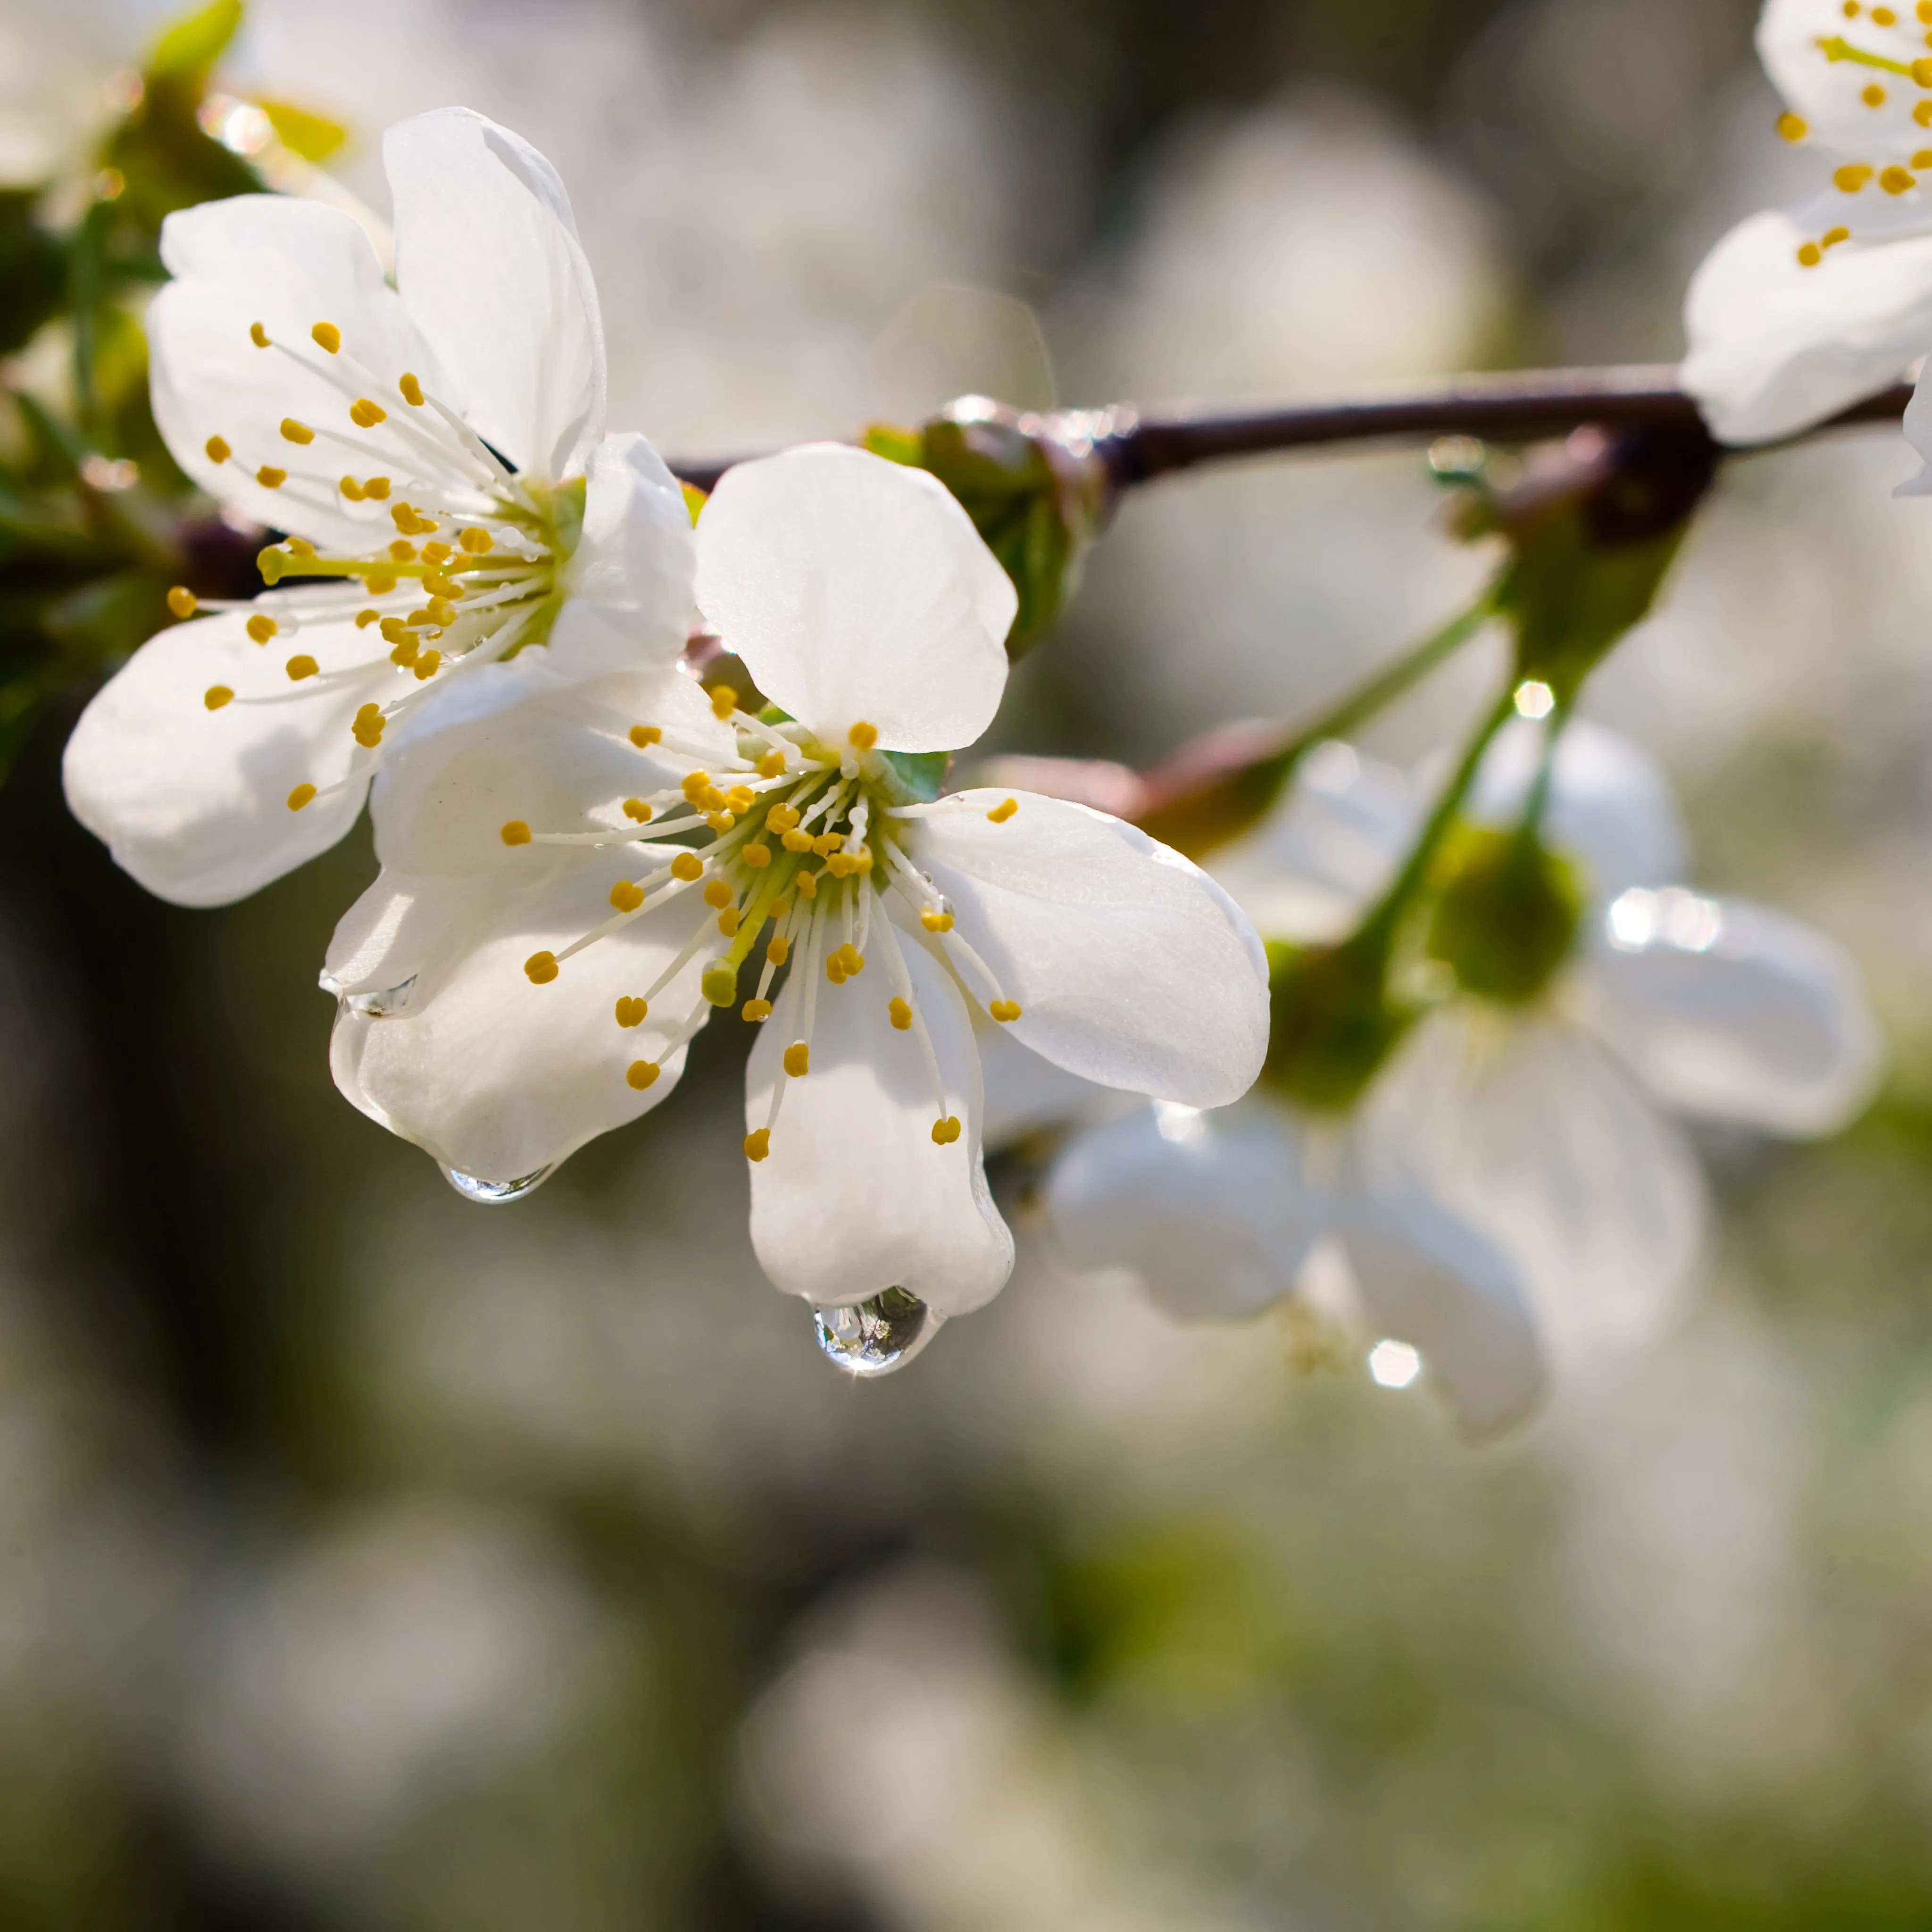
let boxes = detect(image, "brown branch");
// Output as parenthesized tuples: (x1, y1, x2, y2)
(664, 367, 1913, 494)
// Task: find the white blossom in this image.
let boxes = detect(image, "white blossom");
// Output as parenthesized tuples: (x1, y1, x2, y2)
(1043, 726, 1883, 1433)
(329, 444, 1272, 1321)
(62, 107, 695, 907)
(1683, 0, 1932, 443)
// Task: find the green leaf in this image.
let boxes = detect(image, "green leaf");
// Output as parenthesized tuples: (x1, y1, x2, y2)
(0, 194, 66, 358)
(882, 749, 949, 802)
(146, 0, 244, 83)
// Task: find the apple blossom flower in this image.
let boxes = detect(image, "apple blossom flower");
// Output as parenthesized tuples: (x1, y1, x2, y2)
(327, 444, 1271, 1352)
(1683, 0, 1932, 443)
(1044, 725, 1883, 1433)
(62, 107, 694, 907)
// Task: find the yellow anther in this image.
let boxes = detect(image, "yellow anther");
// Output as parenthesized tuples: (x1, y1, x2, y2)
(379, 615, 409, 643)
(352, 707, 384, 748)
(310, 321, 342, 354)
(1777, 112, 1808, 141)
(616, 996, 648, 1027)
(389, 641, 419, 668)
(758, 750, 787, 778)
(767, 934, 791, 966)
(1846, 0, 1861, 12)
(623, 798, 653, 822)
(708, 683, 739, 721)
(364, 572, 398, 596)
(627, 1060, 661, 1090)
(355, 609, 380, 629)
(725, 786, 756, 812)
(630, 724, 663, 750)
(204, 685, 233, 710)
(1918, 54, 1932, 83)
(1883, 164, 1917, 192)
(717, 908, 741, 937)
(1877, 4, 1899, 19)
(825, 956, 848, 986)
(778, 827, 810, 853)
(671, 852, 705, 882)
(525, 950, 559, 984)
(384, 540, 413, 564)
(280, 417, 314, 445)
(349, 398, 387, 428)
(257, 466, 286, 488)
(1836, 163, 1875, 192)
(742, 997, 773, 1022)
(246, 613, 278, 644)
(459, 527, 493, 554)
(1923, 0, 1932, 19)
(920, 909, 954, 933)
(1824, 225, 1852, 245)
(766, 803, 801, 831)
(931, 1116, 961, 1145)
(743, 1128, 771, 1161)
(812, 832, 843, 858)
(987, 796, 1019, 823)
(783, 1042, 810, 1078)
(340, 475, 366, 500)
(425, 597, 457, 626)
(287, 783, 317, 811)
(288, 537, 316, 558)
(413, 649, 441, 680)
(990, 999, 1022, 1023)
(421, 541, 452, 565)
(285, 654, 318, 681)
(1798, 242, 1824, 266)
(500, 820, 532, 846)
(681, 771, 711, 801)
(167, 585, 197, 618)
(399, 374, 425, 407)
(610, 879, 646, 913)
(796, 870, 818, 900)
(205, 435, 231, 465)
(848, 721, 881, 752)
(702, 879, 735, 909)
(889, 996, 912, 1031)
(1865, 83, 1888, 105)
(706, 812, 736, 833)
(1919, 99, 1932, 123)
(742, 841, 772, 868)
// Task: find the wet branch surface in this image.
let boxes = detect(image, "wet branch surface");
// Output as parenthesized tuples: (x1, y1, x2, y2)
(665, 366, 1913, 494)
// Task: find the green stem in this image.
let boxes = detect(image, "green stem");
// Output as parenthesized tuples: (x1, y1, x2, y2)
(1350, 681, 1518, 958)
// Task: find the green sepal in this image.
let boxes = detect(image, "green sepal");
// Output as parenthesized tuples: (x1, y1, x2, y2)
(881, 749, 949, 802)
(1259, 938, 1415, 1115)
(1425, 825, 1582, 1005)
(756, 703, 795, 727)
(147, 0, 243, 81)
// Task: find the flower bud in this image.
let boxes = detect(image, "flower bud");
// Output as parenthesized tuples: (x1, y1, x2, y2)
(1426, 827, 1581, 1005)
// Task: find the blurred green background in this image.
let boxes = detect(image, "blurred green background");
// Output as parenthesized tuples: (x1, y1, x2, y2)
(13, 0, 1932, 1926)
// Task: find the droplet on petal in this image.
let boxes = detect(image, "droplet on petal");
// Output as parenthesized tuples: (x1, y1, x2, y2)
(442, 1164, 554, 1204)
(812, 1289, 941, 1378)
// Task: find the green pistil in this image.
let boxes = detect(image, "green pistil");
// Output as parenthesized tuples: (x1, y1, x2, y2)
(1817, 34, 1918, 79)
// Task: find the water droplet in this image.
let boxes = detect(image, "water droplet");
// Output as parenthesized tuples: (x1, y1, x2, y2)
(441, 1164, 554, 1205)
(319, 972, 418, 1017)
(811, 1287, 941, 1377)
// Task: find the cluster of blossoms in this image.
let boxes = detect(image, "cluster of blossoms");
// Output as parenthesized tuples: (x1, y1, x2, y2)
(64, 108, 1270, 1365)
(1030, 722, 1880, 1435)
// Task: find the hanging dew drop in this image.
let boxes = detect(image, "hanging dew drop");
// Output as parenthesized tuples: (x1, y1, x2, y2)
(345, 975, 418, 1017)
(811, 1287, 941, 1377)
(441, 1164, 554, 1204)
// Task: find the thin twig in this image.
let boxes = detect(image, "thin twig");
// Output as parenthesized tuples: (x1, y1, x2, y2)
(664, 368, 1913, 494)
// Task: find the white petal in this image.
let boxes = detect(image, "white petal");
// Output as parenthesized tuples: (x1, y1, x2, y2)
(1682, 205, 1932, 445)
(1208, 740, 1413, 942)
(745, 932, 1012, 1316)
(323, 869, 489, 1001)
(552, 433, 697, 675)
(1341, 1184, 1547, 1440)
(693, 445, 1016, 752)
(908, 791, 1269, 1106)
(62, 606, 394, 906)
(1366, 1007, 1705, 1356)
(383, 108, 606, 479)
(151, 196, 441, 551)
(974, 1013, 1118, 1146)
(1758, 0, 1932, 155)
(1581, 894, 1883, 1136)
(1465, 717, 1688, 899)
(331, 863, 712, 1183)
(1046, 1100, 1325, 1321)
(371, 663, 732, 876)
